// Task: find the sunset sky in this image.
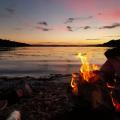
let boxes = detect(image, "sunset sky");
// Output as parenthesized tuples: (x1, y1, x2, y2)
(0, 0, 120, 45)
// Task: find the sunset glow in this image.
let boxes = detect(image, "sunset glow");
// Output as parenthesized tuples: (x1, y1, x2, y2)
(0, 0, 120, 44)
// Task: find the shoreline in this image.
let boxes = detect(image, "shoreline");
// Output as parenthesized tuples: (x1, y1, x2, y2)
(0, 74, 71, 81)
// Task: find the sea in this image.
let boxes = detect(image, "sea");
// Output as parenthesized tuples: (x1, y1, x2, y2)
(0, 47, 110, 77)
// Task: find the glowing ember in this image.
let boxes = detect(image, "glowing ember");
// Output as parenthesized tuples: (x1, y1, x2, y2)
(71, 53, 100, 95)
(107, 84, 120, 112)
(111, 98, 120, 112)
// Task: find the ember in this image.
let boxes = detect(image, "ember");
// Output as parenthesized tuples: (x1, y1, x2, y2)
(107, 84, 120, 112)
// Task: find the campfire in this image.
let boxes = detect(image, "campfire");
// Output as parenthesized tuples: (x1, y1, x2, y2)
(70, 53, 120, 111)
(71, 53, 100, 95)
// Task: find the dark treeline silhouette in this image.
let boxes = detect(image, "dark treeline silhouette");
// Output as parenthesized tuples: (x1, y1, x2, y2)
(33, 39, 120, 47)
(0, 39, 31, 47)
(103, 39, 120, 47)
(0, 38, 120, 47)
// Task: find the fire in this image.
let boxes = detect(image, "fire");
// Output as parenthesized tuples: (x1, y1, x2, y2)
(70, 53, 120, 111)
(71, 73, 79, 95)
(77, 53, 100, 83)
(71, 53, 100, 95)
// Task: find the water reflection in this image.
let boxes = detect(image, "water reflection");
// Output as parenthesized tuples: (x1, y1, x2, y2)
(0, 47, 109, 77)
(0, 47, 16, 52)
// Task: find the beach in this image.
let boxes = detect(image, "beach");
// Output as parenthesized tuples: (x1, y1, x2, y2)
(0, 74, 119, 120)
(0, 75, 74, 120)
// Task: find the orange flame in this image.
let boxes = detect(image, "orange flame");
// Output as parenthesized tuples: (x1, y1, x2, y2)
(71, 53, 100, 95)
(77, 53, 100, 83)
(71, 73, 79, 95)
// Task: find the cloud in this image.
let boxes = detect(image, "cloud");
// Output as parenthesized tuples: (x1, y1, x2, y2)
(66, 25, 91, 31)
(65, 18, 74, 23)
(66, 26, 73, 31)
(42, 28, 51, 31)
(37, 21, 48, 26)
(83, 26, 91, 29)
(86, 38, 100, 40)
(5, 8, 16, 15)
(65, 16, 93, 23)
(35, 26, 52, 31)
(105, 35, 120, 38)
(0, 8, 16, 18)
(74, 26, 91, 30)
(99, 23, 120, 29)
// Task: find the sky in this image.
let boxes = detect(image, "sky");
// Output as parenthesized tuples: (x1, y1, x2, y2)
(0, 0, 120, 45)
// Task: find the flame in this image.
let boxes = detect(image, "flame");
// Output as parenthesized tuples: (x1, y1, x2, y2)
(71, 73, 79, 95)
(77, 53, 100, 83)
(71, 53, 100, 95)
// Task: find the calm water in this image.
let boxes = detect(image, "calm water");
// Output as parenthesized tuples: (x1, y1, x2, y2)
(0, 47, 109, 77)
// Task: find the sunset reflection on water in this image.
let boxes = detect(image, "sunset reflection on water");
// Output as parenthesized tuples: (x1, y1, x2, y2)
(0, 47, 109, 77)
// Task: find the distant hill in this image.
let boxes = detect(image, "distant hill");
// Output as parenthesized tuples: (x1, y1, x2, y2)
(0, 39, 31, 47)
(102, 39, 120, 47)
(33, 39, 120, 47)
(1, 38, 120, 48)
